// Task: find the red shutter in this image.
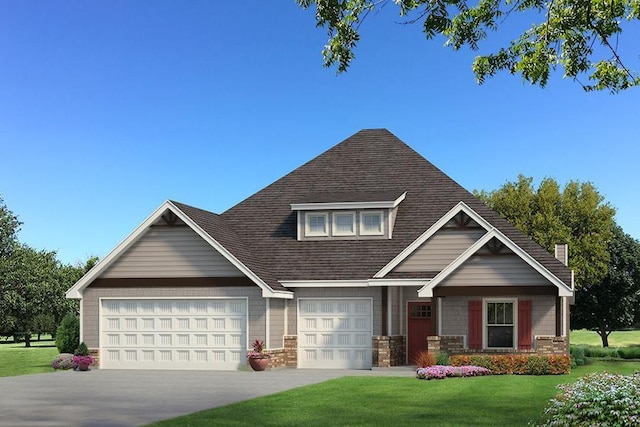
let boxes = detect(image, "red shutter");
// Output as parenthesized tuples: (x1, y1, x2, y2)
(518, 300, 532, 350)
(468, 301, 482, 350)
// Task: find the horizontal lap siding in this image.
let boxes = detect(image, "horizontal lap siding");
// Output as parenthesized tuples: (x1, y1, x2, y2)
(394, 229, 486, 272)
(439, 254, 550, 287)
(101, 227, 244, 278)
(82, 286, 263, 349)
(269, 299, 285, 348)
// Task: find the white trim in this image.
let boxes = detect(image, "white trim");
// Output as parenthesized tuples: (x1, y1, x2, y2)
(305, 212, 329, 237)
(280, 278, 431, 288)
(483, 298, 518, 350)
(65, 201, 293, 300)
(332, 211, 356, 236)
(265, 298, 270, 350)
(282, 280, 369, 288)
(79, 300, 84, 344)
(417, 227, 574, 297)
(360, 211, 384, 236)
(386, 287, 392, 335)
(375, 201, 493, 278)
(284, 301, 289, 336)
(291, 192, 406, 211)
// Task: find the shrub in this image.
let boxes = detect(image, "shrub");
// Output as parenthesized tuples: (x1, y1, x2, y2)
(584, 346, 620, 358)
(74, 342, 89, 356)
(538, 373, 640, 426)
(413, 350, 436, 367)
(449, 354, 571, 375)
(416, 365, 491, 380)
(55, 314, 79, 354)
(51, 353, 75, 370)
(435, 351, 450, 366)
(618, 347, 640, 360)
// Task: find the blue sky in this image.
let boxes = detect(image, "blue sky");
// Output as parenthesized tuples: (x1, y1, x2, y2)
(1, 1, 638, 266)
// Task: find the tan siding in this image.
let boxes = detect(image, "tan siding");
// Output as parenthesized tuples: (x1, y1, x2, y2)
(82, 286, 263, 350)
(269, 299, 285, 348)
(439, 254, 550, 287)
(101, 227, 244, 278)
(286, 287, 383, 336)
(394, 229, 486, 272)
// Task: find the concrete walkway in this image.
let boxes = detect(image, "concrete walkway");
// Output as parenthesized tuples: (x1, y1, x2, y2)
(0, 367, 415, 427)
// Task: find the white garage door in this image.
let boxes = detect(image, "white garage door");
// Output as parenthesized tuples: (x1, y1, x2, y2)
(298, 298, 372, 369)
(100, 298, 246, 370)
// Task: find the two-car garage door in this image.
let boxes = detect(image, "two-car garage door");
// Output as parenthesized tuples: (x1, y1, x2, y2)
(100, 298, 246, 370)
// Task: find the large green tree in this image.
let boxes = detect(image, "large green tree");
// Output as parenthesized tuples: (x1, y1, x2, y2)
(572, 225, 640, 346)
(0, 198, 92, 346)
(0, 196, 21, 258)
(475, 175, 616, 290)
(297, 0, 640, 92)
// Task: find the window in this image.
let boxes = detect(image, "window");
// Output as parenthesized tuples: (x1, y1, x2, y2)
(410, 304, 431, 319)
(306, 213, 328, 236)
(332, 212, 356, 236)
(486, 301, 514, 348)
(360, 211, 383, 235)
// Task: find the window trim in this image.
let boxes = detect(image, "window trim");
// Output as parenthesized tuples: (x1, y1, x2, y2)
(305, 212, 329, 237)
(332, 211, 356, 236)
(483, 298, 518, 350)
(359, 211, 384, 236)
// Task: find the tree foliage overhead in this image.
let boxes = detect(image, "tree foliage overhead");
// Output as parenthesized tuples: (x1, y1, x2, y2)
(296, 0, 640, 92)
(475, 175, 616, 289)
(571, 225, 640, 346)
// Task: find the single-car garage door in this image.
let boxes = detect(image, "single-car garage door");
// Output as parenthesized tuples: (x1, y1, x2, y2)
(100, 298, 246, 370)
(298, 298, 372, 369)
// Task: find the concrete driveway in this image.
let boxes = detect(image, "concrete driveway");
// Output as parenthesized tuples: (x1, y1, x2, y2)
(0, 367, 414, 427)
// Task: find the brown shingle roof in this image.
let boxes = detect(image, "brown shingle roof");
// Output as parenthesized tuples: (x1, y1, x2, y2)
(177, 129, 572, 288)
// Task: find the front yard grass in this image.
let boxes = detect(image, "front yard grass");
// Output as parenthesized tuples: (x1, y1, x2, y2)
(147, 361, 640, 427)
(571, 329, 640, 347)
(0, 335, 58, 377)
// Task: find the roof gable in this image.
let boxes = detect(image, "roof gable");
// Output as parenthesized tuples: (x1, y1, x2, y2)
(66, 201, 292, 299)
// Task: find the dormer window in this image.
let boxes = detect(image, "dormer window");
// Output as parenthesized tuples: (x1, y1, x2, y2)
(292, 191, 406, 241)
(360, 211, 383, 235)
(333, 212, 356, 236)
(306, 213, 328, 236)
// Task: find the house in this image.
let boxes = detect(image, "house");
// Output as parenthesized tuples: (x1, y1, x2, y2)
(66, 129, 574, 370)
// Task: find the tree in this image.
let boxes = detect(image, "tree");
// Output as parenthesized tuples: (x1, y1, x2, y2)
(0, 196, 21, 258)
(571, 225, 640, 346)
(296, 0, 640, 93)
(475, 175, 616, 291)
(0, 244, 61, 347)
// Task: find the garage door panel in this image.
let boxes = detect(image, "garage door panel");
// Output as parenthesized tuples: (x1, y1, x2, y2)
(298, 298, 372, 369)
(100, 298, 246, 370)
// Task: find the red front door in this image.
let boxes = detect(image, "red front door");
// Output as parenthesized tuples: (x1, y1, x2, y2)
(407, 301, 433, 365)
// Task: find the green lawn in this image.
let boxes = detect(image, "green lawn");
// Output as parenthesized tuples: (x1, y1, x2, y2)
(571, 329, 640, 347)
(0, 335, 59, 377)
(147, 361, 640, 427)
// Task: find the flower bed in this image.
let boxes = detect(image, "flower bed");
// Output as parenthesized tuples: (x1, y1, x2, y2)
(539, 372, 640, 426)
(449, 354, 571, 375)
(52, 353, 75, 370)
(416, 365, 491, 380)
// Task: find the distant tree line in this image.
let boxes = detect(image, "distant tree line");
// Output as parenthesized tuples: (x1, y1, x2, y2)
(0, 196, 97, 347)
